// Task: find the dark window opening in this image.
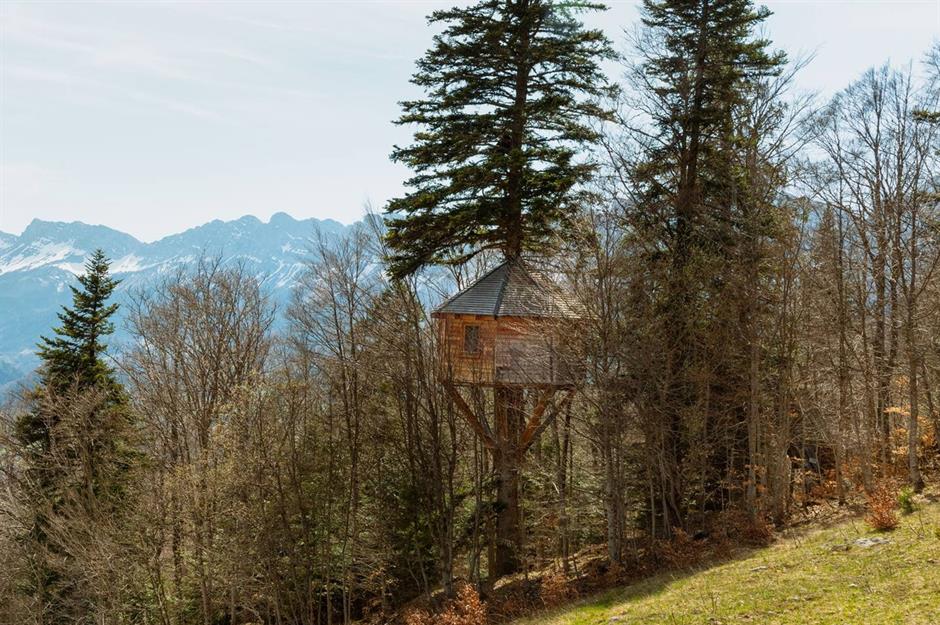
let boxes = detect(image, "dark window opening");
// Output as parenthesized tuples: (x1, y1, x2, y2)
(464, 324, 481, 355)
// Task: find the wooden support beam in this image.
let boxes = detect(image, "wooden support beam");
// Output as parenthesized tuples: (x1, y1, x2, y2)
(445, 381, 497, 449)
(518, 388, 554, 452)
(518, 388, 574, 456)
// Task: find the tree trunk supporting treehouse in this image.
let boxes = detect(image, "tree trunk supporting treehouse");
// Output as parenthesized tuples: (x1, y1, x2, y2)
(435, 259, 582, 578)
(446, 381, 573, 577)
(493, 386, 524, 576)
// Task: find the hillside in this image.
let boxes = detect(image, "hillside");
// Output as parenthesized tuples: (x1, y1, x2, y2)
(512, 500, 940, 625)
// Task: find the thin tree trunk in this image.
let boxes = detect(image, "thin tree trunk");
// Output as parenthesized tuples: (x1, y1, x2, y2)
(491, 386, 524, 578)
(908, 349, 924, 491)
(746, 330, 760, 516)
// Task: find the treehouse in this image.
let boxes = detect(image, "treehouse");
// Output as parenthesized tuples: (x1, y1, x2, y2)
(433, 258, 581, 578)
(432, 259, 581, 388)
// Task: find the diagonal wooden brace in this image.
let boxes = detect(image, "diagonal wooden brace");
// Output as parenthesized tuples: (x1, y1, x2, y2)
(445, 381, 497, 449)
(518, 388, 575, 457)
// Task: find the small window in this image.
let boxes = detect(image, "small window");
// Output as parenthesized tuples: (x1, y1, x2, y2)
(464, 324, 481, 355)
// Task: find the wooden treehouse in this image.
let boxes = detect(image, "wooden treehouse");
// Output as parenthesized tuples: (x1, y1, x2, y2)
(433, 259, 581, 390)
(432, 258, 581, 577)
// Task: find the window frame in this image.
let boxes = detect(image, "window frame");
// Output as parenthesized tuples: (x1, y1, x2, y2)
(463, 323, 481, 356)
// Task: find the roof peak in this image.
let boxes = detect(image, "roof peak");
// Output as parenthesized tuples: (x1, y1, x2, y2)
(433, 259, 578, 318)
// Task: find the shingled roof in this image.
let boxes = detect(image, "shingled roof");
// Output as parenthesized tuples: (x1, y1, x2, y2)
(432, 259, 580, 318)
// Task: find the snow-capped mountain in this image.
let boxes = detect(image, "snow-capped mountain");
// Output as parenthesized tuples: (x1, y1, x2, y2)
(0, 213, 357, 392)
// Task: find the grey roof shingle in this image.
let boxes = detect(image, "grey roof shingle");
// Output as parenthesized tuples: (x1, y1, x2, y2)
(433, 260, 579, 318)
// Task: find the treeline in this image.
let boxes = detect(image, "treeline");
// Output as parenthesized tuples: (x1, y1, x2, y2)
(1, 1, 939, 624)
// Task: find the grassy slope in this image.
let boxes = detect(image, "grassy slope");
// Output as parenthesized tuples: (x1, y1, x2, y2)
(514, 502, 940, 625)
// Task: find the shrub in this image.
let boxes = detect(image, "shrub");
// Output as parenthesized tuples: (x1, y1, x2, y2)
(716, 509, 775, 547)
(490, 591, 534, 622)
(603, 560, 626, 586)
(404, 583, 487, 625)
(722, 510, 774, 547)
(898, 486, 916, 515)
(865, 483, 899, 531)
(656, 528, 701, 568)
(540, 572, 577, 607)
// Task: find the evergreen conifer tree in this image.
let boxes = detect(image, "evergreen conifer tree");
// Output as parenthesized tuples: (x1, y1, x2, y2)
(627, 0, 786, 532)
(384, 0, 615, 579)
(14, 250, 133, 624)
(385, 0, 615, 278)
(17, 249, 125, 450)
(16, 250, 125, 450)
(39, 250, 121, 391)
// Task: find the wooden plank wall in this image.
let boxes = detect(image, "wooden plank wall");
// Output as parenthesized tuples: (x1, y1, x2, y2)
(437, 314, 572, 386)
(437, 314, 497, 385)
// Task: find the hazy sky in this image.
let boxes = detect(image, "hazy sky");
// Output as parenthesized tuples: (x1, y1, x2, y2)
(1, 1, 938, 242)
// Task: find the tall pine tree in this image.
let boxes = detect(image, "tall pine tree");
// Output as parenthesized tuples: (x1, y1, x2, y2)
(17, 249, 125, 449)
(385, 0, 615, 278)
(385, 0, 614, 579)
(14, 250, 133, 624)
(626, 0, 786, 532)
(38, 250, 121, 393)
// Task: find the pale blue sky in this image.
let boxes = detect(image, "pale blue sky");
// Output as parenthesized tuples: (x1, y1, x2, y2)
(1, 1, 938, 242)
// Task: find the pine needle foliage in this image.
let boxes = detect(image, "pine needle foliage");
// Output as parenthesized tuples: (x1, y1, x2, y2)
(36, 249, 122, 396)
(12, 250, 135, 624)
(619, 0, 788, 531)
(633, 0, 787, 238)
(17, 250, 126, 453)
(385, 0, 616, 278)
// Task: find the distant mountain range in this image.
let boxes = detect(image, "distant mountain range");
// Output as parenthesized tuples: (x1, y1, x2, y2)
(0, 213, 357, 394)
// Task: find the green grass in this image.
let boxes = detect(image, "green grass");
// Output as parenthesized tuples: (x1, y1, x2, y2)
(514, 502, 940, 625)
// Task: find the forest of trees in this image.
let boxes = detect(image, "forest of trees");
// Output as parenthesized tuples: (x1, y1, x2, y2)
(1, 1, 938, 624)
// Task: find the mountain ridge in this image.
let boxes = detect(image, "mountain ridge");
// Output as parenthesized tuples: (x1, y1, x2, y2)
(0, 212, 361, 393)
